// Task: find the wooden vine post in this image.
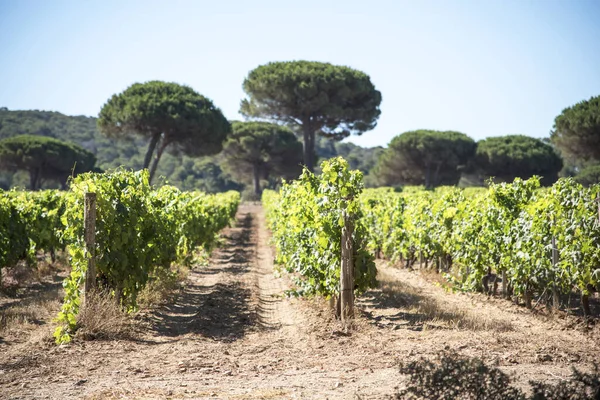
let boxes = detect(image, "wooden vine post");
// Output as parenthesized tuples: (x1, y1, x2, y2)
(597, 196, 600, 224)
(340, 212, 354, 323)
(551, 233, 560, 310)
(83, 192, 97, 302)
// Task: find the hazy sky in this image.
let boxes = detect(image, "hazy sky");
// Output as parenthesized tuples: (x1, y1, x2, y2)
(1, 0, 599, 147)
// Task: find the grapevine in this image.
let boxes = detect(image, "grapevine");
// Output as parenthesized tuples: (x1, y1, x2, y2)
(262, 157, 376, 299)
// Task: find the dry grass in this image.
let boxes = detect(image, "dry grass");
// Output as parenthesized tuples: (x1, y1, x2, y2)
(287, 268, 514, 336)
(33, 260, 59, 281)
(75, 290, 135, 341)
(0, 297, 61, 334)
(0, 282, 62, 332)
(1, 262, 33, 290)
(377, 270, 514, 332)
(418, 267, 457, 291)
(138, 249, 209, 309)
(0, 259, 65, 342)
(137, 267, 186, 309)
(1, 252, 68, 294)
(76, 250, 210, 340)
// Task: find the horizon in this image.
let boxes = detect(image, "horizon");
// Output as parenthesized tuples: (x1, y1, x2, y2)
(1, 0, 599, 148)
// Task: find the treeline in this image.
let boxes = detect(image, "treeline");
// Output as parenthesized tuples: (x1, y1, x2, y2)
(371, 94, 599, 188)
(0, 108, 243, 192)
(0, 60, 598, 191)
(0, 109, 380, 193)
(374, 132, 564, 188)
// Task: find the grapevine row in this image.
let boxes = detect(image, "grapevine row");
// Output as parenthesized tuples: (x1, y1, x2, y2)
(0, 189, 66, 283)
(360, 178, 600, 314)
(54, 169, 239, 343)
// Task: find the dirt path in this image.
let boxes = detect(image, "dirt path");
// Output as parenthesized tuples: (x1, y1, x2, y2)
(1, 203, 599, 399)
(358, 265, 600, 388)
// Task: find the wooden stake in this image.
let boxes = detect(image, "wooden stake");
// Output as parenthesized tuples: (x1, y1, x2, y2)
(551, 234, 560, 309)
(524, 290, 532, 309)
(340, 213, 354, 323)
(83, 192, 97, 299)
(581, 293, 591, 317)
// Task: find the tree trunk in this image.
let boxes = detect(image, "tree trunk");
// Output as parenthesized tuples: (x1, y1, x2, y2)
(302, 123, 314, 172)
(115, 284, 123, 309)
(253, 163, 261, 196)
(143, 133, 161, 170)
(29, 168, 40, 190)
(29, 170, 35, 190)
(148, 139, 168, 184)
(524, 290, 532, 309)
(308, 128, 315, 171)
(433, 162, 443, 187)
(581, 293, 591, 317)
(425, 165, 431, 189)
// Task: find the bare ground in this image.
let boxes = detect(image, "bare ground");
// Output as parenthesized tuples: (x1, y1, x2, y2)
(1, 203, 599, 399)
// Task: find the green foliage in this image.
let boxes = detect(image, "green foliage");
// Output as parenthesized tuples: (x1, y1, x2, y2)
(333, 141, 383, 171)
(398, 352, 523, 399)
(0, 109, 142, 188)
(474, 135, 563, 185)
(0, 109, 98, 144)
(54, 169, 239, 343)
(240, 61, 381, 171)
(0, 189, 66, 285)
(374, 130, 476, 189)
(7, 190, 66, 255)
(98, 81, 231, 182)
(262, 157, 376, 297)
(551, 95, 600, 166)
(223, 121, 303, 195)
(0, 192, 31, 278)
(574, 164, 600, 186)
(171, 159, 243, 193)
(360, 178, 600, 304)
(328, 140, 384, 187)
(0, 135, 96, 190)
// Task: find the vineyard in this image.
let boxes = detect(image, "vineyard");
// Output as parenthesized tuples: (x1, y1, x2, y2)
(360, 177, 600, 314)
(263, 158, 600, 317)
(0, 169, 240, 343)
(2, 161, 600, 399)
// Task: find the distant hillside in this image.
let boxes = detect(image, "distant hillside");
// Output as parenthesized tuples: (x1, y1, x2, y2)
(0, 108, 241, 191)
(0, 108, 141, 169)
(0, 108, 382, 191)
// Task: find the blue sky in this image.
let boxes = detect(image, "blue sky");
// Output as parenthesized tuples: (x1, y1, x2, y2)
(0, 0, 599, 147)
